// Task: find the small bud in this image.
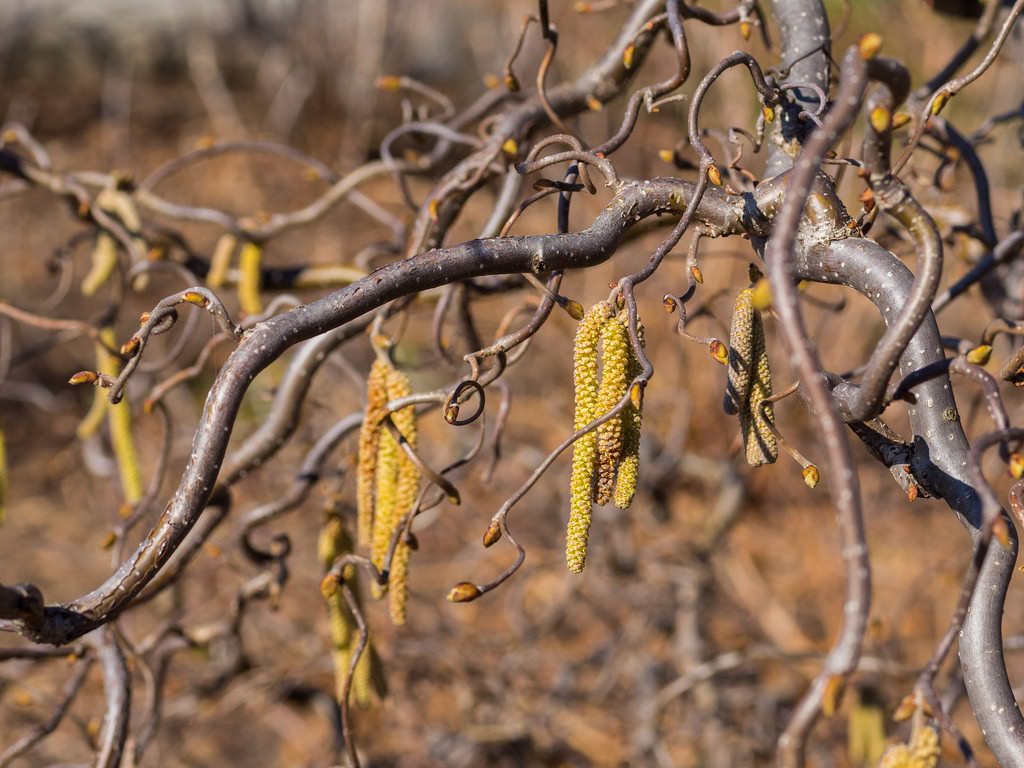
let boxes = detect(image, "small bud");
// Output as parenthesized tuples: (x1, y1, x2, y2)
(707, 164, 723, 186)
(622, 42, 636, 70)
(891, 112, 912, 129)
(663, 295, 679, 313)
(181, 290, 209, 307)
(740, 20, 752, 40)
(762, 105, 774, 123)
(907, 484, 919, 502)
(139, 312, 151, 326)
(690, 265, 704, 284)
(586, 96, 603, 112)
(993, 516, 1011, 549)
(869, 105, 891, 134)
(482, 520, 502, 548)
(629, 380, 644, 410)
(658, 149, 674, 164)
(965, 344, 992, 365)
(892, 693, 917, 722)
(931, 90, 951, 116)
(1009, 453, 1024, 479)
(99, 531, 117, 550)
(802, 465, 819, 489)
(709, 339, 729, 365)
(428, 197, 441, 222)
(504, 73, 520, 92)
(69, 371, 99, 386)
(858, 187, 876, 212)
(320, 573, 340, 598)
(821, 674, 844, 717)
(120, 337, 141, 358)
(444, 402, 460, 424)
(857, 33, 883, 60)
(483, 73, 500, 89)
(446, 581, 482, 603)
(747, 263, 762, 283)
(502, 138, 518, 158)
(375, 75, 402, 92)
(574, 1, 593, 11)
(562, 299, 585, 321)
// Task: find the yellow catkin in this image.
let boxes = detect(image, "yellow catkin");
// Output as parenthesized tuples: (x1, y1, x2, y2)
(356, 359, 390, 548)
(76, 329, 142, 501)
(877, 726, 940, 768)
(388, 538, 411, 626)
(108, 380, 143, 504)
(383, 366, 418, 625)
(613, 316, 644, 510)
(566, 301, 613, 572)
(725, 289, 777, 467)
(724, 288, 755, 415)
(81, 230, 119, 297)
(370, 428, 400, 575)
(743, 312, 777, 467)
(207, 233, 237, 288)
(101, 189, 146, 267)
(237, 240, 263, 316)
(318, 516, 374, 708)
(595, 314, 631, 505)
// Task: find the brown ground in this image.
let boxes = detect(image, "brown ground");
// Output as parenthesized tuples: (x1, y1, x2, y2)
(1, 2, 1023, 767)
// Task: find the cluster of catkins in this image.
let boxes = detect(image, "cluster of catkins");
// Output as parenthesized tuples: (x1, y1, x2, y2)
(566, 300, 644, 573)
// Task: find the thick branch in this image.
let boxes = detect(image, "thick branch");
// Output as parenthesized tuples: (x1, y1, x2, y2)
(0, 177, 747, 645)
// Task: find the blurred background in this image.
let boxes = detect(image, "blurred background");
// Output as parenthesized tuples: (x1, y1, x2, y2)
(1, 1, 1023, 766)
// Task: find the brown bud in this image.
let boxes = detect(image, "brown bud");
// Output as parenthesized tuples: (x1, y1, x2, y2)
(993, 516, 1011, 549)
(821, 674, 844, 717)
(320, 573, 340, 598)
(181, 290, 209, 307)
(892, 693, 917, 722)
(802, 465, 820, 489)
(482, 520, 502, 548)
(622, 42, 636, 70)
(68, 371, 99, 386)
(709, 339, 729, 365)
(931, 90, 951, 116)
(965, 344, 992, 365)
(446, 582, 482, 603)
(891, 112, 912, 130)
(857, 33, 883, 60)
(869, 105, 891, 134)
(707, 164, 723, 187)
(739, 20, 752, 40)
(562, 299, 585, 321)
(120, 337, 141, 358)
